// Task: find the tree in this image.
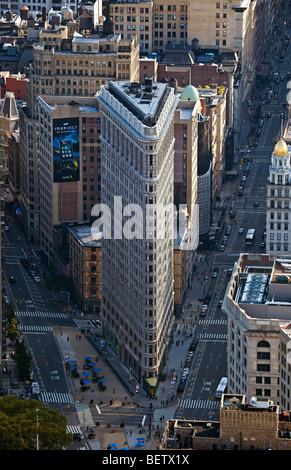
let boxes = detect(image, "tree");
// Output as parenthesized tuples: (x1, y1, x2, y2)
(4, 304, 21, 343)
(7, 316, 21, 343)
(0, 396, 71, 450)
(11, 341, 32, 380)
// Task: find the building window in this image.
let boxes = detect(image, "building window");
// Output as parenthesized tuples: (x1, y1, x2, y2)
(257, 364, 270, 372)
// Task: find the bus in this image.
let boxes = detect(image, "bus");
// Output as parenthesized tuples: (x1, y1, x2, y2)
(215, 377, 227, 398)
(245, 229, 255, 245)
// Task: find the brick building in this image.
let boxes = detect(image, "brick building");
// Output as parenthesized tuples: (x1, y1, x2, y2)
(161, 394, 291, 450)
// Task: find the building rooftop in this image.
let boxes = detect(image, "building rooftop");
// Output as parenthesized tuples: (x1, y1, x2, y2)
(229, 254, 291, 320)
(238, 273, 269, 304)
(68, 224, 101, 246)
(105, 78, 171, 127)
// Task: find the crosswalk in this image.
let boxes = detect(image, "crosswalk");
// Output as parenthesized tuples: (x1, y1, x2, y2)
(178, 398, 220, 410)
(18, 325, 53, 332)
(198, 319, 227, 325)
(66, 425, 83, 436)
(16, 310, 68, 319)
(41, 391, 75, 404)
(197, 333, 227, 342)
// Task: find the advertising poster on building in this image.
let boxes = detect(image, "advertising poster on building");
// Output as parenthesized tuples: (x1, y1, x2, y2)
(53, 118, 80, 183)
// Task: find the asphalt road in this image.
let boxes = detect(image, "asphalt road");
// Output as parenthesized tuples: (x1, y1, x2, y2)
(3, 228, 75, 411)
(174, 34, 291, 420)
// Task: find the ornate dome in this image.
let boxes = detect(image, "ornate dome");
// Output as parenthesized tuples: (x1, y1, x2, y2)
(274, 139, 289, 157)
(180, 85, 200, 101)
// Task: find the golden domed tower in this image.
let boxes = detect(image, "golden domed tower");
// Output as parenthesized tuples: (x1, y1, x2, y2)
(273, 139, 289, 157)
(266, 138, 291, 254)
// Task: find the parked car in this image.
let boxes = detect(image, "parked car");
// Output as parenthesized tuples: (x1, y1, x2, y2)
(201, 304, 208, 313)
(177, 381, 185, 392)
(189, 340, 198, 352)
(212, 268, 219, 278)
(33, 276, 41, 282)
(218, 300, 223, 308)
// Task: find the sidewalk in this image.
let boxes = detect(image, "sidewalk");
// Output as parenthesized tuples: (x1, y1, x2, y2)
(56, 320, 196, 450)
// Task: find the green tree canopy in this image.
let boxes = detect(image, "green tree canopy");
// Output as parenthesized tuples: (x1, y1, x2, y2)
(11, 341, 32, 381)
(0, 396, 71, 450)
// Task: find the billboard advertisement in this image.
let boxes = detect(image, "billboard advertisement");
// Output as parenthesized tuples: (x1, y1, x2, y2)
(53, 118, 80, 183)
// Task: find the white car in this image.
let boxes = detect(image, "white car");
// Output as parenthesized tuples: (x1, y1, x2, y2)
(4, 225, 9, 231)
(239, 228, 244, 234)
(33, 276, 41, 282)
(201, 304, 208, 313)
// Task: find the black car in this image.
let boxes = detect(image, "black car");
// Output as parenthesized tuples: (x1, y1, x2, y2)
(9, 276, 16, 283)
(177, 382, 185, 392)
(254, 201, 259, 207)
(189, 340, 198, 352)
(73, 433, 82, 442)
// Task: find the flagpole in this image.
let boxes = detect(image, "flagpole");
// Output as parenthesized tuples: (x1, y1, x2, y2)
(36, 409, 39, 450)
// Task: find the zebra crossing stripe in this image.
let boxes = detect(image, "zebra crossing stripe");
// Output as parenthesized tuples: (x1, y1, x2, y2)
(178, 399, 220, 410)
(199, 319, 227, 325)
(16, 311, 68, 318)
(18, 325, 53, 332)
(198, 334, 227, 341)
(66, 425, 83, 436)
(41, 392, 75, 404)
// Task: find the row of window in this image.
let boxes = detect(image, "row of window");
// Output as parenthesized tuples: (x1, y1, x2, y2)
(269, 188, 290, 197)
(269, 243, 289, 251)
(269, 222, 288, 230)
(270, 212, 289, 220)
(269, 233, 289, 240)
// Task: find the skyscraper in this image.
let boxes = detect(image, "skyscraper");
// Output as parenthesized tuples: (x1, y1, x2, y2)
(96, 79, 179, 390)
(266, 139, 291, 255)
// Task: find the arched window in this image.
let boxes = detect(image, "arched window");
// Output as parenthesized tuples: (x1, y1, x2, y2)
(257, 340, 270, 348)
